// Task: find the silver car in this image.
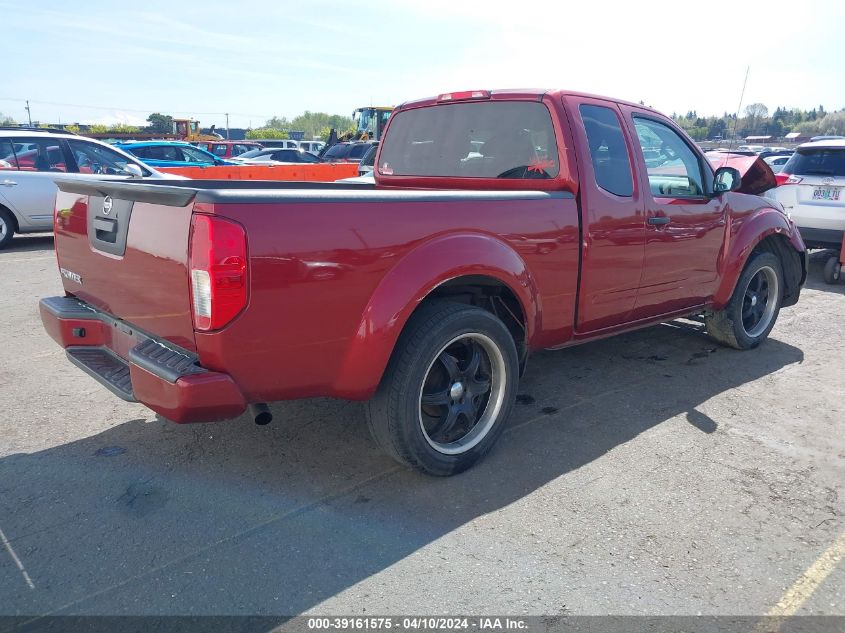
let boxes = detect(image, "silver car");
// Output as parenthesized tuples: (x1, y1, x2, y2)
(0, 129, 179, 248)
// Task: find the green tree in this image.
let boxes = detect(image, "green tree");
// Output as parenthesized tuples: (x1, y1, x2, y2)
(87, 124, 109, 134)
(64, 124, 81, 135)
(0, 112, 15, 125)
(743, 103, 769, 135)
(108, 123, 140, 134)
(146, 112, 173, 134)
(246, 128, 289, 140)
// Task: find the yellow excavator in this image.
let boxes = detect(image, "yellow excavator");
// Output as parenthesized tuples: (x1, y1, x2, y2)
(346, 106, 393, 142)
(172, 118, 223, 142)
(321, 106, 393, 157)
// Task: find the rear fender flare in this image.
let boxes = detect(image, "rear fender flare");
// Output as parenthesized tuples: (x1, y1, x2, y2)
(713, 207, 805, 308)
(333, 232, 539, 399)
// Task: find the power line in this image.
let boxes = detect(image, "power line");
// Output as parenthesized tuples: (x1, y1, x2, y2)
(0, 97, 277, 120)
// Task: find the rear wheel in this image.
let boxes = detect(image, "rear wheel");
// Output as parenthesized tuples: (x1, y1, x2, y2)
(0, 208, 15, 249)
(366, 301, 519, 476)
(705, 251, 784, 350)
(823, 255, 842, 285)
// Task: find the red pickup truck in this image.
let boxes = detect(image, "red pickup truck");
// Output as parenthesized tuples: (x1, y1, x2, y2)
(41, 89, 806, 475)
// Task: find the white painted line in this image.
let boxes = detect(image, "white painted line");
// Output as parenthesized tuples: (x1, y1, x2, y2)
(0, 526, 35, 590)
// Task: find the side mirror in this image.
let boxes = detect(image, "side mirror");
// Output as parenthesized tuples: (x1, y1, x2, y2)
(124, 164, 144, 178)
(713, 166, 741, 193)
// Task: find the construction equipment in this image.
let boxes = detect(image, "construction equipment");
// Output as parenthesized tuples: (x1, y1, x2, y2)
(349, 106, 393, 142)
(172, 118, 223, 142)
(320, 106, 393, 157)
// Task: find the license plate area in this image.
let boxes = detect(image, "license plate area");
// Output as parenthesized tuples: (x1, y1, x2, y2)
(812, 186, 841, 201)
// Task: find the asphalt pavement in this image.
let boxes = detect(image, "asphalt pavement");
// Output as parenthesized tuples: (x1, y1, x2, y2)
(0, 234, 842, 620)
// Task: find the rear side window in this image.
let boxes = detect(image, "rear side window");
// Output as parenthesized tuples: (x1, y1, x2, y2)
(579, 105, 633, 197)
(0, 140, 19, 170)
(783, 148, 845, 177)
(211, 144, 228, 156)
(378, 101, 559, 179)
(11, 138, 68, 172)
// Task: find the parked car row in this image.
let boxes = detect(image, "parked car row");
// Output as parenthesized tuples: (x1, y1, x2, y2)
(0, 128, 181, 248)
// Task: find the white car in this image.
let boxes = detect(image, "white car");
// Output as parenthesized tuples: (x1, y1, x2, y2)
(298, 140, 325, 155)
(229, 147, 323, 166)
(763, 155, 791, 173)
(765, 139, 845, 250)
(0, 128, 180, 248)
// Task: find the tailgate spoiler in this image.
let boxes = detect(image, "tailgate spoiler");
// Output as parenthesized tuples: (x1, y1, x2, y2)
(54, 178, 198, 207)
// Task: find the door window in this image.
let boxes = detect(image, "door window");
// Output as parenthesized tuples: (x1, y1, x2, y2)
(0, 140, 19, 170)
(12, 138, 68, 172)
(211, 144, 228, 156)
(633, 117, 705, 197)
(180, 146, 213, 162)
(67, 139, 137, 175)
(579, 105, 634, 197)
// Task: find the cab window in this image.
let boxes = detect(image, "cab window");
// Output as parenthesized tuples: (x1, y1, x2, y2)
(633, 117, 704, 197)
(579, 105, 634, 197)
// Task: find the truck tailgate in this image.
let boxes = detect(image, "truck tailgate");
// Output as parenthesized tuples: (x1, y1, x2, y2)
(52, 179, 198, 352)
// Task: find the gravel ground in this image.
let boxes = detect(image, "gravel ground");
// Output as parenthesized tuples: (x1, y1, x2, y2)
(0, 234, 842, 620)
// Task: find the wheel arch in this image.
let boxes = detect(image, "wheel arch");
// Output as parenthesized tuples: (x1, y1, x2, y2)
(713, 208, 806, 309)
(0, 202, 19, 232)
(332, 232, 539, 399)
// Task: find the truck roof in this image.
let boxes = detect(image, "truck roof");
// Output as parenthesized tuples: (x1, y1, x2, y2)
(396, 88, 658, 113)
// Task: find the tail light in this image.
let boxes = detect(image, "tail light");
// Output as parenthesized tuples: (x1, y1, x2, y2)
(776, 173, 802, 186)
(438, 90, 491, 102)
(189, 214, 248, 331)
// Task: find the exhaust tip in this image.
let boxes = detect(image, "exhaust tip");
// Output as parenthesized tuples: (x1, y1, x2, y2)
(250, 403, 273, 426)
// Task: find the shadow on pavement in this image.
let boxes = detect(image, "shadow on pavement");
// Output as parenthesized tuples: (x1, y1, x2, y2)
(2, 234, 54, 253)
(804, 249, 845, 294)
(0, 321, 803, 620)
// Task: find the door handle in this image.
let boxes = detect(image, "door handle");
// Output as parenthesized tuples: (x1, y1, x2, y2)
(648, 216, 670, 225)
(1, 179, 17, 186)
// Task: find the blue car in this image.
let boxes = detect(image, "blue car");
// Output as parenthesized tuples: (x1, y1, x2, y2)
(115, 141, 235, 168)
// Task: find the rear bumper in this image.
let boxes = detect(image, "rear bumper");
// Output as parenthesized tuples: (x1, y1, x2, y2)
(39, 296, 247, 423)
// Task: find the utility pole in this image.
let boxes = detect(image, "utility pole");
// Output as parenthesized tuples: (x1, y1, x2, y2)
(225, 113, 230, 140)
(25, 100, 32, 126)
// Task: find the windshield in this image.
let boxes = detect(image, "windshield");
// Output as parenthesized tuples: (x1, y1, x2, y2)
(377, 101, 559, 178)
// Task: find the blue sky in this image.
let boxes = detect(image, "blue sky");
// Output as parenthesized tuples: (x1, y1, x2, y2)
(1, 0, 843, 128)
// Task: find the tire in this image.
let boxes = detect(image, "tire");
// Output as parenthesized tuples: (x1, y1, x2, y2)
(365, 300, 519, 476)
(705, 251, 784, 350)
(0, 208, 15, 250)
(823, 255, 842, 285)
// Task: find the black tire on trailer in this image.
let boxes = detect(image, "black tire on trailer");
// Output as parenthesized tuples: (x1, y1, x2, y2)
(823, 255, 841, 285)
(0, 207, 15, 249)
(365, 300, 519, 476)
(705, 251, 784, 350)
